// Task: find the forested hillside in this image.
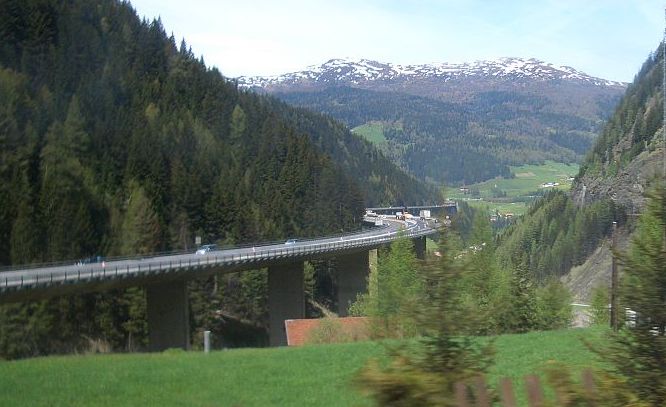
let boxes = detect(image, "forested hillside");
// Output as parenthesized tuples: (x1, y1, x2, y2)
(279, 87, 514, 183)
(0, 0, 440, 358)
(573, 46, 665, 213)
(579, 48, 664, 179)
(0, 0, 439, 267)
(246, 59, 624, 185)
(495, 190, 622, 282)
(495, 45, 664, 293)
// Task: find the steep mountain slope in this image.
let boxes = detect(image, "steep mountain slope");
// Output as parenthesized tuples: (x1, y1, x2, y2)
(573, 49, 665, 213)
(563, 47, 665, 302)
(495, 46, 664, 302)
(240, 58, 625, 185)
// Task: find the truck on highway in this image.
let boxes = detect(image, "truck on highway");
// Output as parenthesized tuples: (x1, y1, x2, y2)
(396, 207, 413, 220)
(419, 209, 431, 220)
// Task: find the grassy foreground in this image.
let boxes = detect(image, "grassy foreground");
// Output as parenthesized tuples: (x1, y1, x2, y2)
(0, 328, 607, 407)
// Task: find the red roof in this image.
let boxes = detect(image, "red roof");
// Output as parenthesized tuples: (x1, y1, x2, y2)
(284, 317, 370, 346)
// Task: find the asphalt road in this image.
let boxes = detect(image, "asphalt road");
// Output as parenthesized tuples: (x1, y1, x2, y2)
(0, 217, 437, 292)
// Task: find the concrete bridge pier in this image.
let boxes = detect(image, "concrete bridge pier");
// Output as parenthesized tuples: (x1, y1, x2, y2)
(335, 251, 370, 316)
(268, 261, 305, 346)
(413, 236, 426, 260)
(147, 279, 191, 351)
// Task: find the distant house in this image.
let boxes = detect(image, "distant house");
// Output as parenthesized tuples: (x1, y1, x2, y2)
(540, 182, 561, 188)
(459, 187, 470, 194)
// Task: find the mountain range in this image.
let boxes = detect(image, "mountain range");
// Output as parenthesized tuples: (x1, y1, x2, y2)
(240, 58, 627, 185)
(240, 57, 625, 90)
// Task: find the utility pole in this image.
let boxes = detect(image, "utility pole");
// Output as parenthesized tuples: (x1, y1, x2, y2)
(610, 221, 619, 331)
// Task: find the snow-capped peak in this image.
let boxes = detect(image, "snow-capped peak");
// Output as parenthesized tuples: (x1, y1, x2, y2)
(238, 57, 626, 89)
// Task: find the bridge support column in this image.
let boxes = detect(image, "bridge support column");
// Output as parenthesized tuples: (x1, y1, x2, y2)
(268, 261, 305, 346)
(335, 251, 370, 316)
(147, 280, 190, 351)
(413, 236, 426, 260)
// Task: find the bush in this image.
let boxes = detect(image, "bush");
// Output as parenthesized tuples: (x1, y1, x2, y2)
(535, 279, 573, 330)
(307, 318, 369, 345)
(589, 284, 610, 326)
(356, 229, 494, 405)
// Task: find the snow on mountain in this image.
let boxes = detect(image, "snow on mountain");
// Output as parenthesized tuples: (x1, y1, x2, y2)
(238, 57, 626, 89)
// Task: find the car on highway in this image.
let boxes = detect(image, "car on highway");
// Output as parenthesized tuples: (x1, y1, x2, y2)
(196, 244, 218, 255)
(284, 239, 298, 245)
(76, 255, 104, 266)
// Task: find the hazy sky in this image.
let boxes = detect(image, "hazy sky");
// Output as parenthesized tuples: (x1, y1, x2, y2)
(129, 0, 663, 82)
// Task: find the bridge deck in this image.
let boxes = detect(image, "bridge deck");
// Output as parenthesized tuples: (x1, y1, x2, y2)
(0, 219, 439, 303)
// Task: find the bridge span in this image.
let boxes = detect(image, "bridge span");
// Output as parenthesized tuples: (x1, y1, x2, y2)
(0, 218, 439, 349)
(366, 201, 457, 216)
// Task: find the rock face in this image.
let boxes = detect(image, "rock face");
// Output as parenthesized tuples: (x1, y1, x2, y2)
(563, 47, 665, 307)
(561, 226, 631, 304)
(571, 141, 665, 214)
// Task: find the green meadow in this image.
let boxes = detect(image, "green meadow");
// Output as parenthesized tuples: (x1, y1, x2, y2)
(0, 327, 606, 407)
(448, 161, 580, 216)
(351, 122, 387, 145)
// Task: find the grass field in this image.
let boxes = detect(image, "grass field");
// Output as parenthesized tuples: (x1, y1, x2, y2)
(448, 161, 580, 216)
(0, 327, 607, 406)
(351, 122, 387, 145)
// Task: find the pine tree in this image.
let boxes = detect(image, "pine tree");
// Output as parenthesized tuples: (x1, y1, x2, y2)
(350, 235, 422, 338)
(120, 181, 161, 255)
(589, 284, 610, 326)
(504, 256, 538, 333)
(357, 229, 494, 405)
(535, 279, 572, 330)
(601, 186, 666, 405)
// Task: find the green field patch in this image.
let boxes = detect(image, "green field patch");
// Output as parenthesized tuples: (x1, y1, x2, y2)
(0, 328, 606, 406)
(448, 161, 579, 217)
(351, 122, 387, 145)
(515, 171, 535, 178)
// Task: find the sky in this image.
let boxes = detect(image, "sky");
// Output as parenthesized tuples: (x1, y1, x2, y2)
(129, 0, 664, 82)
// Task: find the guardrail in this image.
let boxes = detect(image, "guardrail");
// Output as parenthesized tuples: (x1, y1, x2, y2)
(0, 224, 391, 273)
(0, 221, 439, 294)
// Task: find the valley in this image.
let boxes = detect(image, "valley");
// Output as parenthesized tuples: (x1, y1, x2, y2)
(242, 58, 625, 185)
(448, 161, 580, 216)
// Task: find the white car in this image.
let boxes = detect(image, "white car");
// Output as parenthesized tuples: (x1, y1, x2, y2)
(196, 244, 218, 255)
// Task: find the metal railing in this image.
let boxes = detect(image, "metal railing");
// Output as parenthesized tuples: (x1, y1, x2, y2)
(0, 221, 439, 293)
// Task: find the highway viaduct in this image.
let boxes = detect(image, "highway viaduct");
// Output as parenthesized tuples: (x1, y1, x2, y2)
(0, 218, 440, 350)
(366, 201, 458, 217)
